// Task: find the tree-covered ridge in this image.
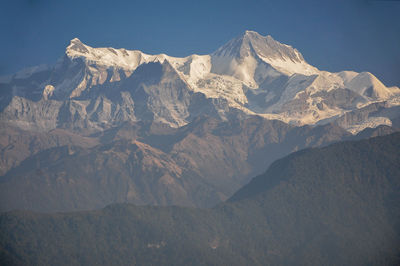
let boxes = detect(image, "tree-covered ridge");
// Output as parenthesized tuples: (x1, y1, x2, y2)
(1, 133, 400, 265)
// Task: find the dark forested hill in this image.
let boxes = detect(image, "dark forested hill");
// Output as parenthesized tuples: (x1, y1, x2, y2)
(1, 133, 400, 265)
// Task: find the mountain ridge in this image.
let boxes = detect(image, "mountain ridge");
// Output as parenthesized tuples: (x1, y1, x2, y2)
(1, 30, 398, 133)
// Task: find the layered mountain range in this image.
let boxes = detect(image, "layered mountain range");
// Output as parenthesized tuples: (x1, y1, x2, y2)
(2, 133, 400, 265)
(0, 31, 399, 211)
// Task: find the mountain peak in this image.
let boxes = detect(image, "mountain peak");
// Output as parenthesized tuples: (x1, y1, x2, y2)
(70, 37, 83, 44)
(66, 37, 89, 55)
(213, 31, 305, 64)
(210, 31, 317, 83)
(242, 30, 271, 40)
(243, 30, 261, 37)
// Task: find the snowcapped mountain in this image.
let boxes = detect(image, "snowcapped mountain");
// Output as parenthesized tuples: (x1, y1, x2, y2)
(1, 31, 399, 211)
(1, 31, 399, 134)
(211, 30, 318, 83)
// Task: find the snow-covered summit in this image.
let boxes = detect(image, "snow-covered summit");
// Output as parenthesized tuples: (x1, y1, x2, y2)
(67, 38, 90, 54)
(210, 31, 318, 86)
(213, 30, 304, 63)
(66, 37, 152, 71)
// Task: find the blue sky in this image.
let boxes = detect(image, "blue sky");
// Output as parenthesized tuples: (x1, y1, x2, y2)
(1, 0, 399, 86)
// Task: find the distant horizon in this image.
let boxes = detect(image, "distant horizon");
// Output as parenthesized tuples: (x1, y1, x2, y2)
(1, 0, 399, 86)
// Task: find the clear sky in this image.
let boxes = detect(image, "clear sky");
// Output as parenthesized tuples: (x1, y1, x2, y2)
(1, 0, 399, 86)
